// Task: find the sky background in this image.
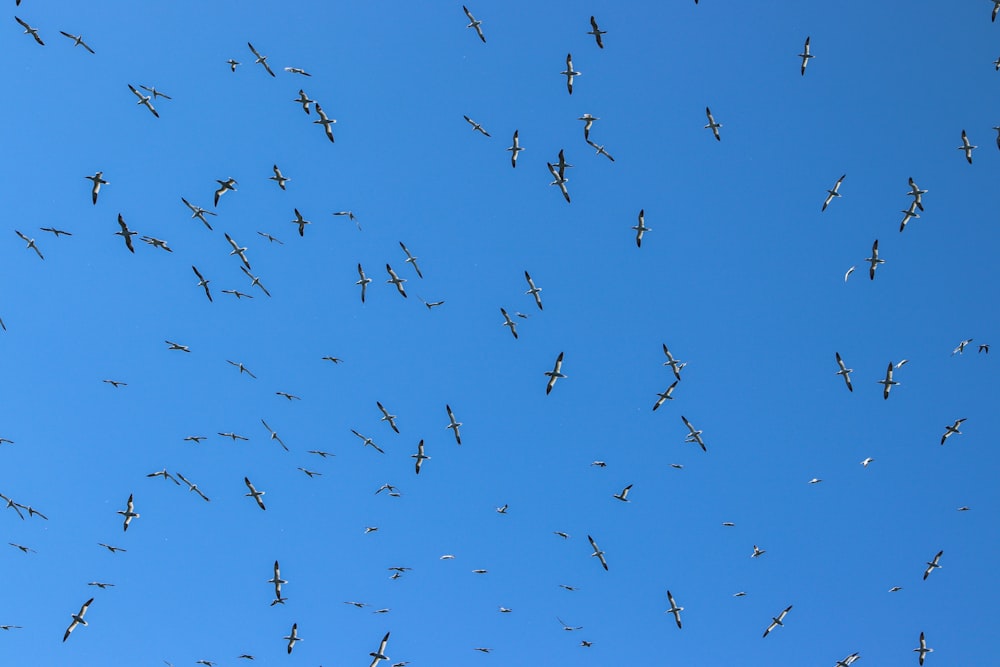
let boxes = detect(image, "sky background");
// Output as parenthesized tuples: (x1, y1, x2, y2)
(2, 1, 998, 665)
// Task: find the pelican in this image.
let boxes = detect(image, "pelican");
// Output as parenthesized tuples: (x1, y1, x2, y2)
(240, 266, 271, 297)
(62, 598, 94, 642)
(762, 605, 792, 637)
(243, 477, 266, 510)
(899, 204, 920, 232)
(462, 6, 486, 43)
(507, 129, 523, 167)
(835, 352, 853, 391)
(798, 36, 813, 75)
(284, 67, 310, 76)
(704, 107, 722, 141)
(117, 494, 139, 531)
(877, 362, 899, 399)
(822, 174, 845, 211)
(914, 632, 933, 665)
(500, 307, 518, 339)
(665, 590, 683, 629)
(356, 264, 372, 302)
(865, 239, 884, 280)
(941, 418, 966, 445)
(214, 178, 237, 206)
(446, 404, 462, 445)
(653, 380, 678, 410)
(907, 177, 927, 211)
(128, 84, 159, 117)
(86, 172, 108, 205)
(369, 632, 391, 667)
(247, 42, 275, 76)
(385, 264, 407, 297)
(14, 17, 44, 45)
(14, 231, 43, 260)
(227, 360, 257, 378)
(351, 429, 385, 453)
(561, 53, 580, 94)
(412, 439, 429, 474)
(662, 344, 686, 380)
(270, 165, 289, 189)
(632, 209, 649, 247)
(587, 535, 609, 570)
(463, 115, 490, 136)
(60, 31, 94, 52)
(284, 623, 301, 654)
(164, 341, 190, 353)
(260, 420, 288, 451)
(313, 103, 336, 143)
(681, 415, 706, 451)
(587, 16, 606, 48)
(545, 352, 566, 394)
(612, 483, 632, 502)
(923, 550, 943, 580)
(958, 129, 976, 163)
(294, 89, 314, 114)
(290, 208, 311, 237)
(224, 233, 251, 269)
(399, 242, 423, 278)
(376, 401, 399, 433)
(181, 198, 216, 229)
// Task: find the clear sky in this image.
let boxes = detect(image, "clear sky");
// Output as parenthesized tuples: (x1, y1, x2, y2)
(3, 1, 998, 665)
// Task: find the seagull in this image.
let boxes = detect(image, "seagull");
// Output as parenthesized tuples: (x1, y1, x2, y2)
(958, 130, 976, 163)
(284, 67, 310, 76)
(290, 208, 311, 237)
(181, 198, 216, 229)
(865, 239, 884, 280)
(899, 204, 920, 232)
(270, 165, 289, 190)
(269, 561, 287, 602)
(139, 85, 171, 100)
(284, 623, 301, 654)
(665, 591, 683, 629)
(369, 631, 391, 667)
(214, 178, 237, 206)
(462, 6, 485, 42)
(507, 130, 523, 167)
(140, 236, 172, 252)
(117, 493, 139, 531)
(547, 161, 571, 202)
(587, 16, 606, 48)
(15, 230, 43, 259)
(313, 103, 336, 143)
(662, 344, 687, 380)
(653, 380, 679, 410)
(147, 467, 180, 483)
(923, 550, 943, 580)
(463, 115, 490, 137)
(914, 632, 933, 665)
(356, 264, 372, 302)
(751, 544, 766, 558)
(524, 271, 543, 310)
(877, 362, 899, 400)
(227, 360, 257, 378)
(545, 352, 566, 394)
(97, 543, 126, 553)
(446, 404, 462, 445)
(86, 172, 108, 204)
(557, 617, 582, 631)
(224, 233, 251, 269)
(385, 264, 407, 297)
(227, 58, 240, 71)
(561, 53, 580, 94)
(587, 139, 615, 162)
(247, 42, 275, 76)
(682, 416, 706, 451)
(704, 107, 722, 141)
(588, 535, 609, 570)
(399, 242, 423, 278)
(293, 89, 314, 114)
(103, 379, 127, 388)
(63, 598, 94, 642)
(260, 420, 288, 451)
(500, 308, 518, 339)
(844, 265, 856, 282)
(14, 17, 44, 45)
(176, 473, 210, 501)
(798, 36, 813, 75)
(128, 84, 159, 117)
(240, 266, 271, 297)
(351, 429, 385, 454)
(612, 483, 632, 502)
(244, 477, 266, 510)
(762, 605, 792, 637)
(822, 174, 845, 211)
(835, 352, 853, 391)
(941, 418, 966, 445)
(632, 209, 649, 247)
(952, 338, 973, 355)
(334, 210, 361, 230)
(412, 439, 429, 474)
(376, 401, 400, 433)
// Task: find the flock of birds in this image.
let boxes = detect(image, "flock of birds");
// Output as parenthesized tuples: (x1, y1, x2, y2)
(3, 2, 996, 665)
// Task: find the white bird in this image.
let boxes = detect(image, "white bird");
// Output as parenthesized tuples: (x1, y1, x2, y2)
(844, 266, 856, 282)
(561, 53, 580, 94)
(244, 477, 266, 510)
(547, 161, 571, 203)
(463, 115, 490, 137)
(665, 590, 683, 629)
(500, 307, 518, 339)
(293, 89, 314, 114)
(914, 632, 933, 665)
(412, 439, 429, 474)
(587, 535, 608, 570)
(227, 360, 257, 379)
(385, 264, 407, 297)
(334, 210, 361, 230)
(247, 42, 275, 76)
(351, 429, 385, 454)
(524, 271, 543, 310)
(877, 362, 899, 400)
(907, 177, 927, 211)
(662, 344, 687, 380)
(376, 401, 399, 433)
(632, 209, 649, 247)
(922, 550, 943, 580)
(14, 230, 43, 260)
(835, 352, 853, 392)
(290, 208, 311, 237)
(164, 340, 190, 353)
(578, 114, 600, 140)
(587, 16, 606, 48)
(181, 198, 216, 229)
(681, 416, 706, 452)
(798, 36, 813, 75)
(269, 560, 287, 602)
(59, 30, 94, 52)
(899, 204, 920, 232)
(861, 457, 874, 467)
(369, 631, 391, 667)
(958, 129, 976, 164)
(128, 84, 159, 118)
(356, 263, 372, 302)
(270, 165, 289, 190)
(227, 58, 240, 71)
(260, 420, 288, 452)
(313, 103, 336, 143)
(399, 242, 423, 278)
(822, 174, 845, 211)
(653, 380, 678, 410)
(117, 493, 139, 532)
(507, 129, 523, 167)
(612, 484, 632, 502)
(751, 544, 766, 558)
(587, 139, 615, 162)
(15, 17, 44, 45)
(62, 598, 94, 642)
(941, 418, 966, 445)
(284, 67, 311, 76)
(445, 404, 462, 445)
(214, 178, 237, 206)
(284, 623, 301, 654)
(85, 172, 108, 205)
(225, 233, 251, 269)
(762, 605, 792, 637)
(952, 338, 973, 355)
(704, 106, 722, 141)
(240, 266, 271, 297)
(865, 239, 884, 280)
(462, 6, 486, 43)
(557, 617, 582, 631)
(544, 352, 566, 395)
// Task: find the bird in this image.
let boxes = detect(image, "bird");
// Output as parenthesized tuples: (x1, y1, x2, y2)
(369, 631, 391, 667)
(293, 89, 314, 114)
(632, 209, 650, 247)
(298, 468, 321, 478)
(176, 473, 210, 501)
(704, 107, 722, 141)
(385, 264, 407, 297)
(356, 264, 372, 302)
(493, 505, 506, 516)
(835, 352, 853, 391)
(41, 227, 70, 238)
(463, 115, 490, 137)
(923, 550, 943, 580)
(333, 210, 361, 230)
(544, 352, 566, 395)
(284, 623, 301, 654)
(128, 84, 159, 117)
(762, 605, 792, 637)
(59, 31, 94, 53)
(681, 416, 706, 451)
(652, 380, 679, 410)
(309, 449, 336, 458)
(941, 418, 966, 445)
(844, 266, 856, 282)
(592, 461, 607, 467)
(473, 648, 492, 654)
(553, 531, 570, 539)
(798, 36, 813, 75)
(247, 42, 275, 76)
(313, 103, 336, 143)
(462, 6, 485, 42)
(561, 53, 580, 94)
(376, 402, 399, 433)
(225, 234, 253, 269)
(218, 432, 249, 442)
(243, 477, 266, 510)
(256, 231, 282, 244)
(181, 198, 216, 229)
(103, 379, 127, 388)
(587, 535, 609, 570)
(85, 172, 108, 205)
(351, 429, 385, 454)
(227, 360, 257, 379)
(665, 590, 683, 629)
(269, 561, 287, 602)
(97, 543, 126, 553)
(500, 308, 518, 339)
(958, 129, 976, 163)
(412, 439, 429, 474)
(751, 544, 766, 558)
(952, 338, 973, 355)
(914, 632, 933, 665)
(284, 67, 310, 76)
(87, 582, 114, 589)
(140, 236, 172, 252)
(15, 231, 43, 260)
(62, 598, 94, 642)
(877, 362, 899, 400)
(214, 178, 237, 206)
(290, 208, 311, 237)
(559, 584, 579, 591)
(221, 289, 253, 300)
(499, 606, 513, 613)
(227, 58, 240, 71)
(117, 493, 139, 532)
(557, 617, 582, 631)
(547, 161, 571, 202)
(260, 420, 288, 451)
(139, 85, 171, 100)
(865, 239, 884, 280)
(578, 114, 600, 140)
(662, 344, 687, 380)
(581, 641, 593, 648)
(9, 542, 35, 554)
(446, 404, 462, 445)
(524, 271, 544, 310)
(822, 174, 845, 211)
(808, 478, 823, 484)
(507, 130, 523, 167)
(275, 391, 299, 401)
(15, 17, 44, 45)
(240, 266, 271, 297)
(587, 140, 615, 162)
(587, 16, 606, 48)
(612, 484, 632, 502)
(270, 165, 289, 190)
(994, 1, 1000, 22)
(888, 586, 903, 592)
(399, 242, 423, 278)
(147, 468, 180, 483)
(861, 457, 874, 467)
(907, 177, 928, 211)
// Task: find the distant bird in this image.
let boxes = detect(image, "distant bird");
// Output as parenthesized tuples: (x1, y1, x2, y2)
(376, 401, 400, 433)
(97, 543, 126, 553)
(835, 352, 853, 391)
(923, 550, 943, 580)
(500, 307, 518, 339)
(103, 379, 127, 388)
(587, 140, 615, 162)
(399, 242, 423, 278)
(247, 42, 275, 76)
(553, 531, 570, 539)
(612, 484, 632, 502)
(446, 404, 462, 445)
(214, 178, 237, 206)
(412, 439, 429, 474)
(140, 236, 172, 252)
(139, 85, 171, 100)
(561, 53, 580, 94)
(62, 598, 94, 642)
(290, 208, 311, 237)
(87, 582, 114, 589)
(952, 338, 973, 355)
(861, 457, 874, 467)
(865, 239, 884, 280)
(221, 289, 253, 300)
(994, 1, 1000, 22)
(808, 478, 823, 484)
(243, 477, 266, 510)
(334, 210, 361, 230)
(176, 473, 210, 501)
(798, 36, 813, 75)
(581, 641, 593, 648)
(218, 432, 249, 442)
(261, 420, 288, 451)
(877, 362, 899, 400)
(40, 227, 73, 237)
(844, 266, 856, 282)
(15, 230, 43, 260)
(587, 16, 606, 48)
(762, 605, 792, 638)
(269, 561, 287, 603)
(351, 429, 385, 454)
(463, 115, 490, 137)
(128, 84, 159, 118)
(557, 617, 582, 631)
(652, 380, 678, 410)
(86, 172, 108, 205)
(682, 416, 706, 451)
(751, 544, 766, 558)
(547, 161, 572, 202)
(117, 493, 139, 531)
(888, 586, 903, 592)
(665, 590, 683, 629)
(184, 436, 206, 444)
(578, 114, 600, 140)
(523, 271, 544, 310)
(284, 67, 310, 76)
(385, 264, 407, 297)
(227, 59, 240, 71)
(544, 352, 566, 394)
(227, 360, 257, 378)
(958, 129, 976, 164)
(907, 177, 927, 211)
(822, 174, 845, 211)
(224, 233, 251, 269)
(356, 264, 372, 302)
(587, 535, 609, 570)
(275, 391, 299, 401)
(240, 266, 271, 297)
(494, 504, 506, 514)
(632, 209, 650, 247)
(298, 468, 321, 478)
(284, 623, 301, 654)
(147, 469, 179, 486)
(270, 165, 289, 190)
(662, 344, 687, 380)
(182, 198, 216, 229)
(256, 231, 282, 244)
(321, 356, 343, 365)
(591, 461, 607, 467)
(294, 89, 314, 114)
(914, 632, 933, 665)
(14, 17, 44, 45)
(979, 343, 990, 354)
(309, 450, 336, 458)
(473, 648, 492, 654)
(462, 6, 486, 42)
(313, 103, 336, 143)
(507, 130, 523, 167)
(59, 31, 94, 53)
(704, 107, 722, 141)
(940, 418, 966, 445)
(369, 631, 391, 667)
(9, 542, 35, 554)
(559, 584, 579, 591)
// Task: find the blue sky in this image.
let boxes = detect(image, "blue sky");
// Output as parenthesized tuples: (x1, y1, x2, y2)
(3, 1, 998, 665)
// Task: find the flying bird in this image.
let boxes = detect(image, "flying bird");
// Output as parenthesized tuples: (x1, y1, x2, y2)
(376, 401, 399, 433)
(704, 107, 722, 141)
(463, 115, 490, 137)
(652, 380, 678, 410)
(86, 172, 108, 204)
(914, 632, 933, 665)
(798, 36, 813, 75)
(139, 85, 170, 100)
(39, 227, 71, 239)
(561, 53, 580, 94)
(59, 30, 94, 52)
(290, 208, 311, 237)
(952, 338, 973, 355)
(940, 418, 966, 445)
(181, 198, 216, 229)
(500, 307, 518, 339)
(98, 543, 126, 553)
(994, 1, 1000, 22)
(117, 493, 139, 531)
(399, 242, 423, 278)
(14, 17, 44, 45)
(865, 239, 884, 280)
(844, 266, 855, 282)
(164, 341, 189, 353)
(587, 535, 609, 570)
(62, 598, 94, 642)
(907, 177, 927, 211)
(369, 631, 391, 667)
(243, 477, 266, 510)
(876, 362, 899, 400)
(221, 289, 253, 300)
(462, 5, 486, 42)
(261, 420, 288, 451)
(923, 550, 943, 580)
(385, 264, 407, 297)
(578, 114, 600, 139)
(103, 379, 127, 388)
(284, 67, 311, 76)
(240, 266, 271, 297)
(227, 360, 257, 378)
(751, 544, 766, 558)
(247, 42, 275, 76)
(544, 352, 566, 394)
(633, 209, 650, 247)
(681, 415, 706, 451)
(547, 162, 571, 202)
(334, 210, 361, 230)
(586, 140, 615, 162)
(140, 236, 172, 252)
(412, 439, 429, 474)
(958, 130, 976, 163)
(662, 344, 687, 380)
(665, 590, 683, 629)
(284, 623, 301, 654)
(507, 130, 523, 167)
(294, 89, 314, 114)
(587, 16, 606, 48)
(270, 165, 289, 189)
(356, 264, 372, 302)
(612, 484, 632, 502)
(351, 429, 385, 453)
(762, 605, 792, 638)
(835, 352, 853, 391)
(313, 103, 336, 143)
(214, 178, 237, 206)
(224, 233, 251, 269)
(822, 174, 845, 211)
(14, 230, 43, 260)
(176, 473, 210, 501)
(128, 84, 159, 117)
(446, 404, 462, 445)
(227, 58, 240, 71)
(269, 561, 287, 603)
(557, 617, 582, 631)
(257, 231, 282, 244)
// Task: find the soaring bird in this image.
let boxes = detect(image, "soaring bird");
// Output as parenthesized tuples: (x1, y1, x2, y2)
(665, 590, 683, 629)
(923, 550, 943, 580)
(294, 89, 314, 114)
(877, 362, 899, 400)
(940, 418, 966, 445)
(462, 5, 486, 42)
(227, 360, 257, 378)
(284, 623, 301, 654)
(351, 429, 385, 454)
(164, 341, 190, 353)
(399, 242, 423, 278)
(385, 264, 407, 297)
(244, 477, 266, 510)
(507, 129, 523, 167)
(14, 231, 43, 260)
(270, 165, 289, 189)
(224, 233, 251, 269)
(356, 263, 372, 302)
(139, 85, 171, 100)
(290, 209, 311, 237)
(612, 484, 632, 502)
(62, 598, 94, 642)
(369, 631, 391, 667)
(227, 58, 240, 71)
(313, 103, 336, 143)
(587, 140, 615, 162)
(681, 416, 706, 451)
(587, 16, 606, 48)
(587, 535, 609, 570)
(240, 266, 271, 297)
(269, 561, 287, 604)
(834, 352, 853, 391)
(907, 177, 927, 211)
(261, 420, 288, 451)
(247, 42, 275, 76)
(115, 214, 136, 253)
(181, 198, 216, 229)
(128, 84, 159, 117)
(59, 31, 95, 53)
(899, 203, 920, 232)
(704, 107, 722, 141)
(15, 17, 44, 45)
(86, 172, 108, 204)
(662, 344, 687, 380)
(376, 401, 399, 433)
(822, 174, 845, 211)
(762, 605, 793, 637)
(544, 352, 566, 394)
(463, 115, 490, 137)
(958, 129, 976, 163)
(500, 307, 518, 339)
(117, 494, 139, 531)
(547, 162, 571, 203)
(412, 439, 429, 474)
(578, 113, 600, 140)
(865, 239, 884, 280)
(446, 404, 462, 445)
(214, 178, 237, 206)
(561, 53, 580, 94)
(798, 36, 813, 75)
(633, 209, 650, 247)
(914, 632, 933, 665)
(994, 1, 1000, 22)
(952, 338, 973, 355)
(653, 380, 678, 410)
(284, 67, 311, 76)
